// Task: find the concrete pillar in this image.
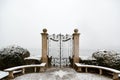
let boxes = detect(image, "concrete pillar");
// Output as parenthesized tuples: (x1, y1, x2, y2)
(41, 28, 48, 67)
(73, 29, 80, 66)
(113, 73, 119, 80)
(8, 71, 14, 79)
(99, 69, 102, 75)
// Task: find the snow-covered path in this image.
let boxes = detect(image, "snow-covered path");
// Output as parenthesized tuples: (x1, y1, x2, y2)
(14, 68, 112, 80)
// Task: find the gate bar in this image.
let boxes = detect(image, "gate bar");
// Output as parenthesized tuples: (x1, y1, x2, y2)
(60, 33, 61, 68)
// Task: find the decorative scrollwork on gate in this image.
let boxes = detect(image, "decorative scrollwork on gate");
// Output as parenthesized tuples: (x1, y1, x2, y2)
(48, 34, 73, 67)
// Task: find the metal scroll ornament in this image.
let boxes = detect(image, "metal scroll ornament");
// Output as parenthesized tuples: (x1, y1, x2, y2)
(48, 34, 73, 68)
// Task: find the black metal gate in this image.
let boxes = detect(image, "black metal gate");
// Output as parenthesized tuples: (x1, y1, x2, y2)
(48, 34, 73, 67)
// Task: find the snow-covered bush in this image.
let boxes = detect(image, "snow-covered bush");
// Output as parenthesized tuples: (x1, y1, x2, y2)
(92, 50, 120, 70)
(0, 45, 30, 70)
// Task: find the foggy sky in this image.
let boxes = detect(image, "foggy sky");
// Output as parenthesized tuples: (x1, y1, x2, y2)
(0, 0, 120, 51)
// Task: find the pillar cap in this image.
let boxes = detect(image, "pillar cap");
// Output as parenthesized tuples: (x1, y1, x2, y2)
(43, 28, 47, 33)
(73, 29, 80, 35)
(74, 29, 78, 33)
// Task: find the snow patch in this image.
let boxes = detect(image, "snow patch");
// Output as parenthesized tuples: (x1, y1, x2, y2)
(52, 70, 68, 78)
(0, 71, 8, 79)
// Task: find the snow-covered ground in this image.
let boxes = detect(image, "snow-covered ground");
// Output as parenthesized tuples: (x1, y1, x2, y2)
(14, 68, 112, 80)
(0, 71, 8, 79)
